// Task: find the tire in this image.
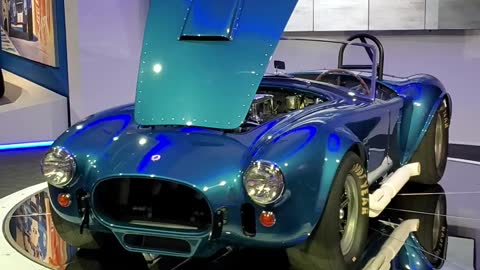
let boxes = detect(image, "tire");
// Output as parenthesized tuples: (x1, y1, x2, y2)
(388, 184, 448, 269)
(410, 103, 449, 184)
(287, 152, 369, 270)
(50, 205, 105, 250)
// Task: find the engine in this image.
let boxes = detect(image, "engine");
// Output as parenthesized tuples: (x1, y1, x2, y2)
(237, 87, 324, 132)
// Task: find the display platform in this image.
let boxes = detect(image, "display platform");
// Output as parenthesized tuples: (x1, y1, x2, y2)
(0, 70, 68, 145)
(0, 159, 477, 270)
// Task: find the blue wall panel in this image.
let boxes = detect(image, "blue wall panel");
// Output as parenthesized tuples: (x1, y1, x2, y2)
(1, 0, 69, 97)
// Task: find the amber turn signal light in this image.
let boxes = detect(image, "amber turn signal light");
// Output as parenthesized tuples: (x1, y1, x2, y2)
(58, 193, 72, 208)
(259, 211, 276, 227)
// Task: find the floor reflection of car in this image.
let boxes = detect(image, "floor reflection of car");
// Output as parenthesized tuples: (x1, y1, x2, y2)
(378, 184, 448, 269)
(2, 0, 33, 40)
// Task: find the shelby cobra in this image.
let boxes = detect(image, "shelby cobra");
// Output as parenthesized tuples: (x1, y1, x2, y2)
(43, 1, 451, 269)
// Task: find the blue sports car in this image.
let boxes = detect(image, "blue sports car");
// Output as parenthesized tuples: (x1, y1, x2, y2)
(43, 1, 451, 269)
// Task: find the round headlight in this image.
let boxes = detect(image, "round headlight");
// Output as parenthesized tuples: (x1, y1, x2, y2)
(41, 147, 76, 188)
(243, 160, 285, 205)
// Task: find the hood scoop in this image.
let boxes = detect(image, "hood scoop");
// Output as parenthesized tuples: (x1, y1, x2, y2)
(180, 0, 242, 41)
(134, 0, 298, 129)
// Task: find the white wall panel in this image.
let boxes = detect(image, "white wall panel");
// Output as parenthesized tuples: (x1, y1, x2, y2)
(66, 0, 149, 124)
(425, 0, 439, 29)
(285, 0, 314, 31)
(314, 0, 369, 31)
(434, 0, 480, 29)
(369, 0, 426, 30)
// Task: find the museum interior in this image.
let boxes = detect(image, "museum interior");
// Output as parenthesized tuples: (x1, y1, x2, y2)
(0, 1, 479, 269)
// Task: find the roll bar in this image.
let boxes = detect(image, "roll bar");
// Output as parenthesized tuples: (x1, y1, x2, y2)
(338, 33, 385, 81)
(281, 35, 382, 100)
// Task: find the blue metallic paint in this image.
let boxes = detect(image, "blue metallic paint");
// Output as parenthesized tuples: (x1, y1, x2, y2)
(383, 75, 451, 164)
(134, 0, 297, 129)
(181, 0, 242, 40)
(45, 3, 449, 257)
(46, 73, 451, 258)
(392, 236, 434, 270)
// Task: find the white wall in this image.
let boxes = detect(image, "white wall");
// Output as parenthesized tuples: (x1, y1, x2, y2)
(269, 31, 480, 145)
(65, 0, 149, 123)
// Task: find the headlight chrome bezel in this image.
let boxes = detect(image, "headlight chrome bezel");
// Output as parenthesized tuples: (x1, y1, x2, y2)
(41, 147, 77, 188)
(243, 160, 285, 205)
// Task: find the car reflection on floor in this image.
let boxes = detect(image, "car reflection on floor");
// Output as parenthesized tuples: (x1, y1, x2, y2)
(3, 183, 453, 270)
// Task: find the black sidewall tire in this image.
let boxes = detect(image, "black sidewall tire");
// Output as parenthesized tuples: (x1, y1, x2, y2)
(50, 205, 104, 250)
(411, 104, 449, 184)
(288, 152, 369, 270)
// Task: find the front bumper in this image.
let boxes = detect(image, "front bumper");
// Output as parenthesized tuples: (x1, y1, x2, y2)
(49, 174, 317, 257)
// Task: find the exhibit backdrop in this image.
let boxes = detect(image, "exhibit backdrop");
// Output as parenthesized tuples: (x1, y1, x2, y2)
(0, 0, 57, 67)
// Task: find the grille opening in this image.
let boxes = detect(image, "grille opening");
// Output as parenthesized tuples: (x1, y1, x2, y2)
(124, 235, 191, 253)
(241, 203, 256, 237)
(94, 178, 212, 231)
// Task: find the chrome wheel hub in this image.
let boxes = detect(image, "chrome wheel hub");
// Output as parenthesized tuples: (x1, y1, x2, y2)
(339, 174, 359, 256)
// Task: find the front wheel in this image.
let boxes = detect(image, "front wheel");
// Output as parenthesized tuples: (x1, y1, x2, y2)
(287, 152, 370, 270)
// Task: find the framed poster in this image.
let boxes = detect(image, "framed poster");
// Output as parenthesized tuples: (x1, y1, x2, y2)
(0, 0, 57, 67)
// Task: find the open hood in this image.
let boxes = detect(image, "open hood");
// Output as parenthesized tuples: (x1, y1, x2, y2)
(135, 0, 297, 129)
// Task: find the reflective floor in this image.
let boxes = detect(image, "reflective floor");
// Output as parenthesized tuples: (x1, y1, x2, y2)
(2, 159, 479, 270)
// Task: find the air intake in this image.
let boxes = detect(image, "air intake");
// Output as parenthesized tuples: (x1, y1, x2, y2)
(94, 178, 212, 231)
(179, 0, 242, 41)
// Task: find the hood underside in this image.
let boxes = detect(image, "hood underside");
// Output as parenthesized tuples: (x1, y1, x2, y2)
(134, 0, 297, 129)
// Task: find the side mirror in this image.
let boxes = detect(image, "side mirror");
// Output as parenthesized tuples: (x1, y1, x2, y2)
(274, 60, 286, 71)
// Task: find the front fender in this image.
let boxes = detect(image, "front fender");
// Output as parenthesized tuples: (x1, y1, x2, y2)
(242, 122, 362, 247)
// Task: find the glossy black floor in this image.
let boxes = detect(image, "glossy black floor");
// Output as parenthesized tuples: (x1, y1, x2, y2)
(0, 148, 45, 198)
(66, 246, 290, 270)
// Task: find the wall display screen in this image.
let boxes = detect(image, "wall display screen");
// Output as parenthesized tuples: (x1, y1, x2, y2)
(0, 0, 57, 67)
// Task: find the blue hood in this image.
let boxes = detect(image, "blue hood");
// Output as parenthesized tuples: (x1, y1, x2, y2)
(134, 0, 297, 129)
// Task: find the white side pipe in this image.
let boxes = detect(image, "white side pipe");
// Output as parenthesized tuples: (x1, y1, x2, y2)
(369, 163, 421, 218)
(363, 219, 420, 270)
(368, 156, 393, 185)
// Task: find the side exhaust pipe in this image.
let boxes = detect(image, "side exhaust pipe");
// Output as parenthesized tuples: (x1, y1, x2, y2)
(369, 163, 421, 218)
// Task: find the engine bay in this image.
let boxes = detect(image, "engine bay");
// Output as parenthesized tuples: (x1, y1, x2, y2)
(237, 86, 325, 132)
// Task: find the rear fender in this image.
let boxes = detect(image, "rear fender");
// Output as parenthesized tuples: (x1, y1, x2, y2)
(391, 77, 450, 164)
